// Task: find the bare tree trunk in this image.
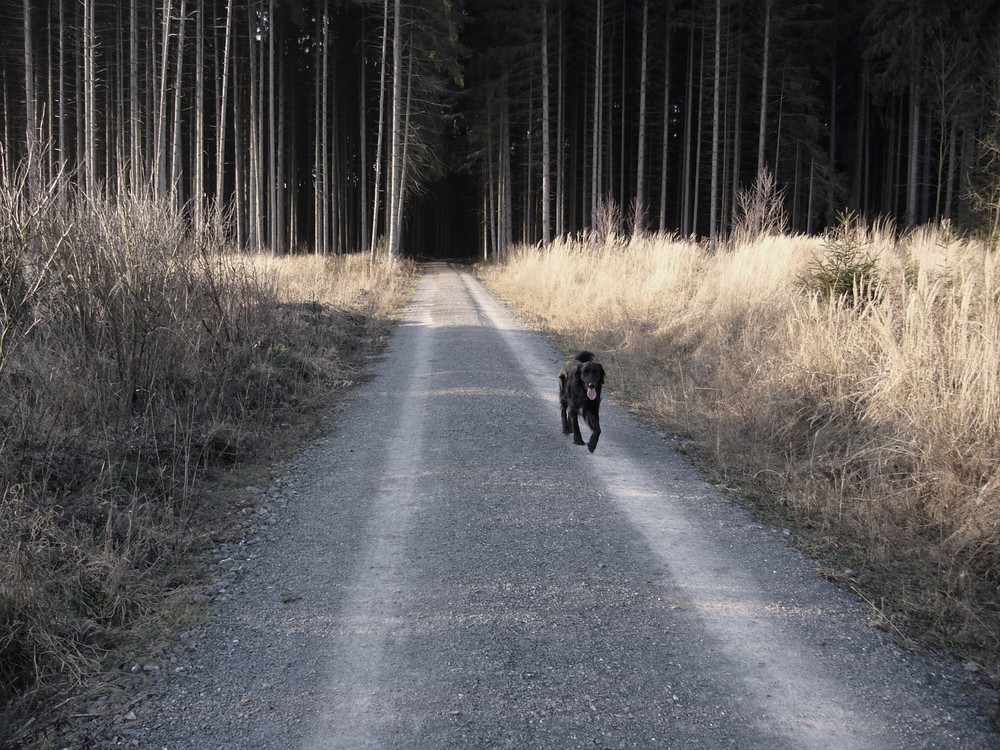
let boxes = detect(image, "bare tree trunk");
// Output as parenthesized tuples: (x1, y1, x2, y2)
(315, 3, 328, 253)
(216, 0, 234, 223)
(906, 78, 920, 227)
(659, 10, 672, 233)
(481, 186, 489, 260)
(313, 52, 323, 252)
(755, 0, 771, 234)
(83, 0, 97, 197)
(556, 4, 565, 237)
(681, 23, 694, 236)
(792, 141, 801, 229)
(709, 0, 721, 251)
(234, 65, 245, 247)
(728, 15, 742, 233)
(692, 29, 706, 237)
(503, 94, 513, 256)
(249, 12, 264, 249)
(396, 46, 414, 252)
(541, 0, 551, 247)
(370, 0, 389, 260)
(43, 4, 53, 180)
(618, 20, 626, 235)
(525, 74, 534, 242)
(130, 0, 141, 193)
(807, 157, 815, 234)
(276, 41, 287, 253)
(170, 0, 187, 208)
(194, 2, 205, 227)
(775, 68, 784, 187)
(486, 98, 498, 258)
(590, 0, 603, 226)
(154, 0, 172, 197)
(944, 121, 957, 220)
(634, 0, 649, 237)
(22, 0, 36, 192)
(57, 0, 67, 178)
(359, 12, 369, 255)
(388, 0, 402, 255)
(267, 0, 277, 251)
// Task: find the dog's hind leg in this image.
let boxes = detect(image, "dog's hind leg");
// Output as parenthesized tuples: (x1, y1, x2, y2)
(561, 406, 572, 435)
(559, 376, 572, 434)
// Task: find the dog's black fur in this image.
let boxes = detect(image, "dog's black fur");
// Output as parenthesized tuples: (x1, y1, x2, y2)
(559, 351, 605, 452)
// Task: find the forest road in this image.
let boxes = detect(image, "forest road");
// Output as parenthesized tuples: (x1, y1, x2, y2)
(128, 264, 996, 749)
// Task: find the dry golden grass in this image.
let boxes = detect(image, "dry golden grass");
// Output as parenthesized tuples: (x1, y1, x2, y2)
(482, 225, 1000, 668)
(0, 175, 415, 741)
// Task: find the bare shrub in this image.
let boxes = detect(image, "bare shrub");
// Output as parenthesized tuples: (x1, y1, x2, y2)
(731, 167, 788, 246)
(0, 164, 68, 381)
(967, 123, 1000, 242)
(592, 196, 623, 245)
(628, 196, 649, 239)
(0, 177, 415, 738)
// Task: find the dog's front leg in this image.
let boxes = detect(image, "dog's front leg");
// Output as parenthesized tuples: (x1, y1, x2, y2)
(570, 407, 586, 446)
(586, 418, 601, 452)
(582, 409, 601, 452)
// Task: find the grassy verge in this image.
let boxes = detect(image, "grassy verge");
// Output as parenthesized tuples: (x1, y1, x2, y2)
(0, 174, 415, 744)
(481, 224, 999, 672)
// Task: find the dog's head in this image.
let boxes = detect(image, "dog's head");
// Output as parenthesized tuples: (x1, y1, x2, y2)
(578, 360, 605, 401)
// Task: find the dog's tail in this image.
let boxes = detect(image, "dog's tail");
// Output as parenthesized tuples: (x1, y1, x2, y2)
(575, 351, 596, 363)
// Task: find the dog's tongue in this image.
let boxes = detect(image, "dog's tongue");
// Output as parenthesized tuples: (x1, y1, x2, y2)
(587, 386, 597, 401)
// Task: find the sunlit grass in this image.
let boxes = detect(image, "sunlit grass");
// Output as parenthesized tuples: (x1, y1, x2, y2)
(482, 225, 1000, 667)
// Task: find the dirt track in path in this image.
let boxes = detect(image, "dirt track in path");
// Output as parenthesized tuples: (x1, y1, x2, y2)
(111, 265, 995, 748)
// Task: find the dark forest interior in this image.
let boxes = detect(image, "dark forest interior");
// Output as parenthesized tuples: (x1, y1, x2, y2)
(3, 0, 1000, 258)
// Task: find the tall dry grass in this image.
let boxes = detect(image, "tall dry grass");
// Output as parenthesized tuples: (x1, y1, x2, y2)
(482, 225, 1000, 667)
(0, 169, 413, 739)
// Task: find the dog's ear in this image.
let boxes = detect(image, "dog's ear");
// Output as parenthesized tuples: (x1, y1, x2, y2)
(598, 364, 605, 385)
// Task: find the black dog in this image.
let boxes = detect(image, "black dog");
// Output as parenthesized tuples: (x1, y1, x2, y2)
(559, 351, 605, 452)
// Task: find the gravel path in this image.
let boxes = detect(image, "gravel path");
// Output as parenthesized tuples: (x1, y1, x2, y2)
(112, 264, 995, 749)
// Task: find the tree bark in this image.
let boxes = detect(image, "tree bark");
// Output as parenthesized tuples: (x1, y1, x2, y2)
(371, 0, 389, 259)
(129, 0, 141, 193)
(906, 77, 920, 227)
(194, 2, 205, 227)
(216, 0, 234, 224)
(170, 0, 187, 208)
(633, 0, 649, 237)
(755, 0, 771, 235)
(541, 0, 552, 247)
(681, 23, 694, 236)
(23, 0, 36, 191)
(155, 0, 172, 198)
(709, 0, 721, 251)
(659, 10, 672, 233)
(388, 0, 403, 255)
(268, 0, 278, 251)
(590, 0, 603, 227)
(83, 0, 97, 197)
